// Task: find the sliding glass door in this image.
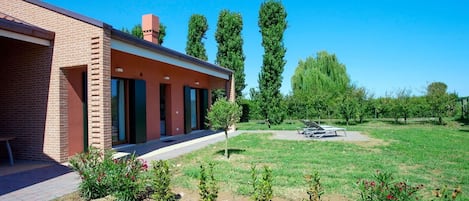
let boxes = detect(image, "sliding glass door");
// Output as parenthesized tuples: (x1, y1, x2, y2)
(111, 79, 127, 144)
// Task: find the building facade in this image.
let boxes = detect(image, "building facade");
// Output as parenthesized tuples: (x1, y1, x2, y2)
(0, 0, 234, 162)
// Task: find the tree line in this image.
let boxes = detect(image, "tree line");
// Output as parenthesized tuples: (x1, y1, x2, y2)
(246, 51, 459, 125)
(120, 1, 461, 126)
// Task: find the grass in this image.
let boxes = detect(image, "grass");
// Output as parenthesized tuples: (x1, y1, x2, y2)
(169, 120, 469, 200)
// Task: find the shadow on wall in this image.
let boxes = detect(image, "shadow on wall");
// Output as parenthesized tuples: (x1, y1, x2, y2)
(0, 37, 53, 162)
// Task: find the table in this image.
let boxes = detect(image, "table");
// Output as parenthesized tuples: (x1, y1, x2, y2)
(0, 136, 15, 166)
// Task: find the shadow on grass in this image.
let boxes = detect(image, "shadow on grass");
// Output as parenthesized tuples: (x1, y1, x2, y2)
(455, 117, 469, 126)
(215, 148, 246, 158)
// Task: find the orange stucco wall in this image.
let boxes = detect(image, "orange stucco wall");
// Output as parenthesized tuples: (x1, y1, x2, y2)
(111, 49, 227, 141)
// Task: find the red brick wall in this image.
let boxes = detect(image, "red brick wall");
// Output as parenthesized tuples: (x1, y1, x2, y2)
(0, 38, 53, 161)
(0, 0, 110, 162)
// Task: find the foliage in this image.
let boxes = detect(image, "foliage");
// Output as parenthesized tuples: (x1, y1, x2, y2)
(186, 14, 209, 61)
(338, 86, 358, 125)
(247, 88, 263, 120)
(199, 162, 219, 201)
(121, 23, 166, 45)
(291, 51, 350, 97)
(426, 82, 457, 125)
(69, 147, 112, 200)
(431, 185, 462, 201)
(396, 88, 413, 124)
(110, 154, 148, 201)
(258, 0, 288, 125)
(304, 170, 323, 201)
(356, 170, 423, 201)
(158, 23, 167, 45)
(151, 160, 175, 201)
(215, 10, 246, 98)
(206, 98, 242, 158)
(251, 165, 273, 201)
(69, 147, 148, 201)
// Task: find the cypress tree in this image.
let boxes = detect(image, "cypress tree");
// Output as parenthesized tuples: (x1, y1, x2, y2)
(186, 14, 209, 61)
(215, 10, 246, 98)
(258, 0, 288, 125)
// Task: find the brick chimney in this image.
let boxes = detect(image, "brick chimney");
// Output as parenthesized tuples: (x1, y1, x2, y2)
(142, 14, 160, 44)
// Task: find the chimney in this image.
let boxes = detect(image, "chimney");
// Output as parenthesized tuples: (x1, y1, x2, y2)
(142, 14, 160, 44)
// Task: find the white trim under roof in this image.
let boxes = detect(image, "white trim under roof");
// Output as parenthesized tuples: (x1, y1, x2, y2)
(111, 39, 229, 80)
(0, 29, 51, 46)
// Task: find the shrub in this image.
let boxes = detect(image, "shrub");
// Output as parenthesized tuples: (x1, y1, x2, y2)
(151, 160, 175, 201)
(199, 162, 218, 201)
(304, 170, 323, 201)
(69, 147, 113, 200)
(251, 165, 273, 201)
(356, 170, 423, 201)
(69, 147, 148, 201)
(108, 154, 148, 201)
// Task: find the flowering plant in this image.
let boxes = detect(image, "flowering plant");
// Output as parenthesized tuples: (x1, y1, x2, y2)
(69, 147, 149, 201)
(357, 170, 423, 201)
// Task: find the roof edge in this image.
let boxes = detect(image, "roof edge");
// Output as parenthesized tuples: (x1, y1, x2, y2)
(24, 0, 107, 28)
(111, 29, 233, 76)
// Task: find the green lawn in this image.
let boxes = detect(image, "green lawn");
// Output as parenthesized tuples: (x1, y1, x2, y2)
(169, 120, 469, 200)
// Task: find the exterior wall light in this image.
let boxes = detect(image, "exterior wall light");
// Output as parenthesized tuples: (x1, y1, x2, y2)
(163, 76, 170, 80)
(115, 67, 124, 73)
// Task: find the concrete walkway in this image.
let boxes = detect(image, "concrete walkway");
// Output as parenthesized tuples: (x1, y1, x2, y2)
(0, 130, 240, 201)
(0, 130, 366, 200)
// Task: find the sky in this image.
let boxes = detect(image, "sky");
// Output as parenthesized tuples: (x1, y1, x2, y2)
(43, 0, 469, 97)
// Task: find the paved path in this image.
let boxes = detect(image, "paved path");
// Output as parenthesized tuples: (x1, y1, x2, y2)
(0, 130, 365, 200)
(0, 130, 239, 201)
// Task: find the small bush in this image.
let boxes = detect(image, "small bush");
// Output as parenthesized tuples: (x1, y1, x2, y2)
(69, 147, 148, 201)
(108, 154, 148, 201)
(304, 170, 323, 201)
(356, 170, 423, 201)
(199, 162, 218, 201)
(69, 147, 113, 200)
(151, 160, 175, 201)
(251, 165, 273, 201)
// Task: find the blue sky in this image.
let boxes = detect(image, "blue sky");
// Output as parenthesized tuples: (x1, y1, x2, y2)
(44, 0, 469, 97)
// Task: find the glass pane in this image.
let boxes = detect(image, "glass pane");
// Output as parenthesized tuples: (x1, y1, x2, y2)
(111, 79, 126, 144)
(190, 89, 197, 129)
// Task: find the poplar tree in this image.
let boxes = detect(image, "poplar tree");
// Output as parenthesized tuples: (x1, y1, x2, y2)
(215, 10, 246, 98)
(258, 0, 288, 125)
(186, 14, 208, 61)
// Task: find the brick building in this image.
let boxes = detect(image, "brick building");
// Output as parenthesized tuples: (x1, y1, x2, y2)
(0, 0, 234, 162)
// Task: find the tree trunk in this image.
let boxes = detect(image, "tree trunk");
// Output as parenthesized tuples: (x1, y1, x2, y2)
(224, 130, 229, 158)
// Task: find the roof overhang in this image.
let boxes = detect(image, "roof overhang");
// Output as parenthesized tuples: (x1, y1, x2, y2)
(0, 16, 55, 46)
(111, 29, 232, 80)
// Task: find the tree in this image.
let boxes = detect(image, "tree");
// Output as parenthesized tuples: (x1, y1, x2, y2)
(396, 88, 412, 124)
(339, 86, 358, 125)
(186, 14, 208, 61)
(426, 82, 456, 124)
(291, 51, 350, 96)
(121, 23, 167, 45)
(355, 87, 369, 124)
(258, 0, 288, 125)
(158, 23, 167, 45)
(291, 51, 351, 121)
(215, 10, 246, 98)
(206, 98, 241, 158)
